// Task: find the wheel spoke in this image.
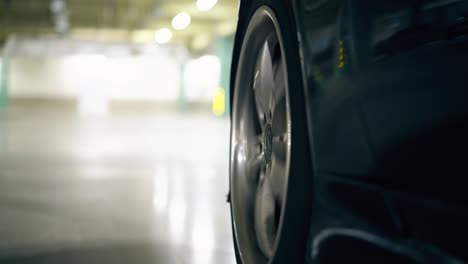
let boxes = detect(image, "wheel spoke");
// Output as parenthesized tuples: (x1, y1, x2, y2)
(253, 39, 275, 126)
(271, 98, 287, 137)
(254, 171, 276, 258)
(245, 134, 263, 157)
(245, 156, 263, 183)
(271, 60, 287, 138)
(239, 135, 265, 183)
(271, 56, 286, 114)
(267, 155, 287, 203)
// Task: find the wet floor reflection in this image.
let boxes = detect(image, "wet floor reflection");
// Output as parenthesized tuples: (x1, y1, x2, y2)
(0, 106, 236, 264)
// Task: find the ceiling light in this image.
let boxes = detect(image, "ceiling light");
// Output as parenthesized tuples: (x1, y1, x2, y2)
(154, 28, 173, 44)
(49, 0, 65, 13)
(196, 0, 218, 11)
(172, 12, 191, 30)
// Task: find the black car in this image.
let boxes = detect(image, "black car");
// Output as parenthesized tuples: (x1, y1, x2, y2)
(229, 0, 468, 263)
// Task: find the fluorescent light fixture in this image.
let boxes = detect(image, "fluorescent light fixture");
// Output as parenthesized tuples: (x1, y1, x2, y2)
(196, 0, 218, 11)
(154, 28, 173, 44)
(49, 0, 65, 13)
(172, 12, 191, 30)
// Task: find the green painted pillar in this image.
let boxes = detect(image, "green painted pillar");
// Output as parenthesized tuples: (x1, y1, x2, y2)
(0, 57, 8, 151)
(178, 62, 187, 112)
(0, 57, 9, 109)
(215, 36, 234, 117)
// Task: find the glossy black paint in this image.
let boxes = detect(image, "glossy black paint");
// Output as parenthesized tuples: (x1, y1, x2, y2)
(231, 0, 468, 263)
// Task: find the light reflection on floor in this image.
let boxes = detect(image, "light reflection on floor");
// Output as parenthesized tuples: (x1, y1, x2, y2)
(0, 105, 236, 264)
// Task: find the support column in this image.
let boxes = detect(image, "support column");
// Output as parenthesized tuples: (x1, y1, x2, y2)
(0, 57, 8, 109)
(215, 36, 234, 117)
(0, 57, 8, 151)
(178, 62, 187, 112)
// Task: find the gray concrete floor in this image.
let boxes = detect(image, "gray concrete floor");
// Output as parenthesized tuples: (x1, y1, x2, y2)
(0, 105, 235, 264)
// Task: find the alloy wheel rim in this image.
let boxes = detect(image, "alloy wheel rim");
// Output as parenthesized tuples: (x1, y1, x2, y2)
(231, 6, 291, 263)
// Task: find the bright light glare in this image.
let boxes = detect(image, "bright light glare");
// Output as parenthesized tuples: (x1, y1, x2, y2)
(184, 54, 221, 102)
(169, 198, 186, 245)
(74, 54, 110, 117)
(196, 0, 218, 11)
(154, 28, 172, 44)
(192, 207, 214, 264)
(153, 166, 169, 213)
(78, 91, 109, 116)
(168, 172, 186, 245)
(172, 12, 191, 30)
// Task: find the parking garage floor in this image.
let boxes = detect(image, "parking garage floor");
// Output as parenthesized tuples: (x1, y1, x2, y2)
(0, 104, 236, 264)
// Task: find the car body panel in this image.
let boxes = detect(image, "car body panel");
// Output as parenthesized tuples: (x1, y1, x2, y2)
(292, 0, 468, 262)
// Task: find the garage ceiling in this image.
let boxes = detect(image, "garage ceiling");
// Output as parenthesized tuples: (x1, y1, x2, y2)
(0, 0, 239, 51)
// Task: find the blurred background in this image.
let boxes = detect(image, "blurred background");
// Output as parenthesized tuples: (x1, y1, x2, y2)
(0, 0, 238, 263)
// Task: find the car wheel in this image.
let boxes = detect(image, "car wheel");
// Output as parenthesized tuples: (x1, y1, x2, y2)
(230, 2, 313, 264)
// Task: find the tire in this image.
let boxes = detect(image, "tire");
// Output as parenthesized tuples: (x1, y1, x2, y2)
(229, 1, 313, 263)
